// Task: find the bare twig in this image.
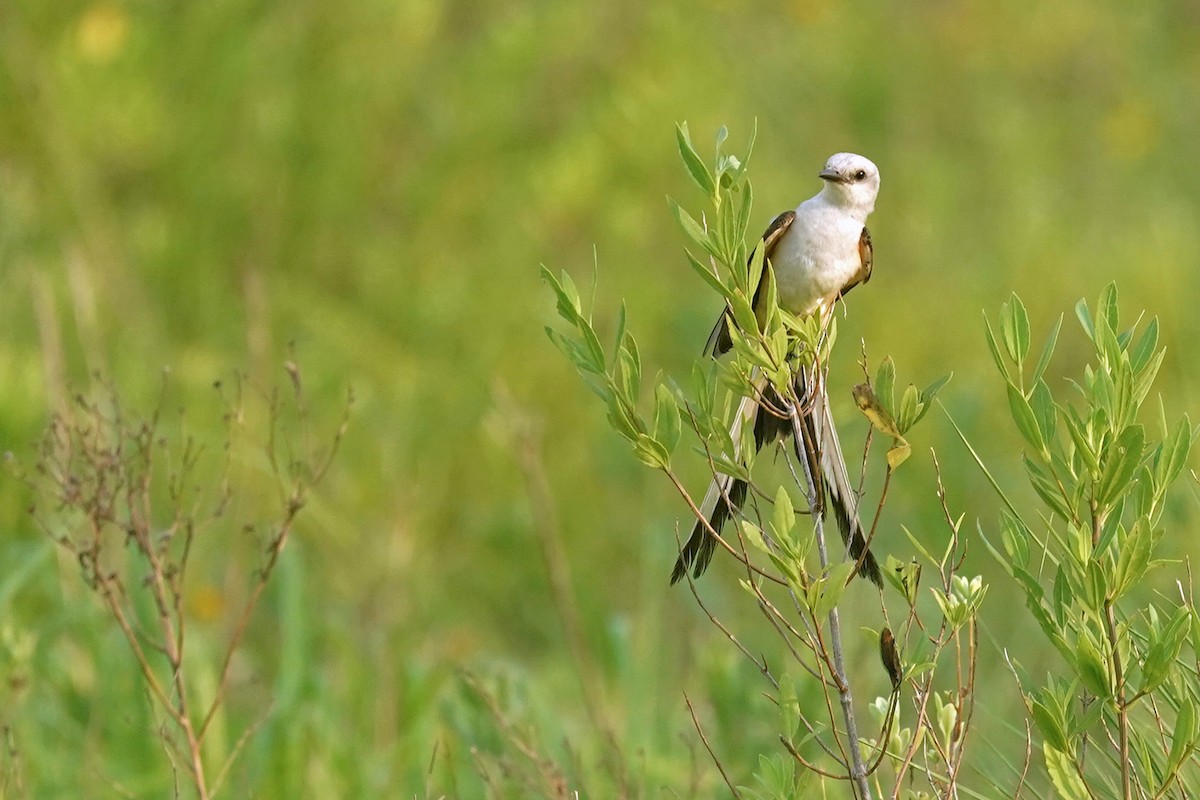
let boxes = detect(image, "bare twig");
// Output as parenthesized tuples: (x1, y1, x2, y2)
(787, 389, 873, 800)
(684, 692, 741, 799)
(28, 368, 347, 799)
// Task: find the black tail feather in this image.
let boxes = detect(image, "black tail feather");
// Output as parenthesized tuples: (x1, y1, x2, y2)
(828, 491, 884, 588)
(672, 380, 883, 588)
(670, 478, 747, 584)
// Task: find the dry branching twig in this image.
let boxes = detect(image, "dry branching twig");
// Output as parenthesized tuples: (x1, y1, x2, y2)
(24, 366, 350, 798)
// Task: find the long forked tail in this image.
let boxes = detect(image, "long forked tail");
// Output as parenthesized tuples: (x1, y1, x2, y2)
(671, 376, 764, 585)
(801, 371, 883, 587)
(671, 370, 882, 587)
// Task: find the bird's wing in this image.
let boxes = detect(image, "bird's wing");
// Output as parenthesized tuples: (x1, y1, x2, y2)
(703, 210, 797, 358)
(836, 225, 873, 302)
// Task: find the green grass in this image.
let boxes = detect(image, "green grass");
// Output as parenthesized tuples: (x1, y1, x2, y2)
(1, 0, 1199, 796)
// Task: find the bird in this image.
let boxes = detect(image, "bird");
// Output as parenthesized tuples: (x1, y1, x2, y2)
(671, 152, 883, 588)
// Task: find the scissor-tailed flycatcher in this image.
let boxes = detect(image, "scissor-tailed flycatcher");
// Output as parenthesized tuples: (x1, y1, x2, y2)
(672, 152, 884, 587)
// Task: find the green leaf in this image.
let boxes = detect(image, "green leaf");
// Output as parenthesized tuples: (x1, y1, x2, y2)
(778, 674, 800, 739)
(1140, 606, 1191, 694)
(729, 289, 759, 342)
(771, 485, 795, 547)
(1031, 314, 1063, 385)
(1051, 565, 1070, 627)
(1156, 413, 1192, 492)
(1044, 743, 1088, 800)
(1073, 699, 1105, 738)
(541, 265, 583, 325)
(896, 385, 922, 434)
(612, 300, 628, 361)
(1075, 298, 1095, 343)
(1017, 574, 1072, 657)
(1129, 316, 1159, 374)
(1113, 521, 1153, 600)
(545, 326, 597, 377)
(605, 392, 640, 442)
(580, 319, 606, 374)
(676, 122, 716, 197)
(886, 441, 912, 469)
(1094, 307, 1123, 370)
(876, 357, 897, 412)
(1093, 514, 1122, 559)
(931, 587, 960, 628)
(653, 383, 681, 458)
(1024, 455, 1074, 521)
(921, 373, 953, 402)
(901, 524, 940, 571)
(1132, 347, 1166, 408)
(1001, 293, 1031, 366)
(667, 197, 719, 259)
(684, 250, 729, 299)
(709, 452, 750, 484)
(714, 124, 729, 151)
(631, 433, 669, 469)
(740, 520, 771, 555)
(1061, 405, 1099, 477)
(1032, 694, 1070, 754)
(809, 561, 855, 617)
(1087, 365, 1114, 425)
(751, 753, 796, 799)
(1074, 631, 1110, 698)
(1000, 512, 1031, 569)
(1007, 384, 1046, 455)
(1096, 424, 1145, 508)
(1098, 283, 1119, 334)
(1169, 698, 1196, 772)
(716, 183, 736, 260)
(557, 268, 583, 320)
(852, 382, 904, 440)
(735, 179, 754, 242)
(615, 335, 642, 400)
(887, 556, 922, 605)
(1030, 379, 1056, 447)
(746, 235, 768, 301)
(690, 360, 717, 421)
(983, 315, 1011, 382)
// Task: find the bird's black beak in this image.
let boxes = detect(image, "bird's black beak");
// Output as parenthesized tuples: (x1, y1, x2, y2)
(819, 168, 846, 183)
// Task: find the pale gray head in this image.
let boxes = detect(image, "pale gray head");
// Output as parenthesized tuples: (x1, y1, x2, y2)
(818, 153, 880, 215)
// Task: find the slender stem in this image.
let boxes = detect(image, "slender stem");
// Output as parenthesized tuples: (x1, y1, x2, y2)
(684, 692, 742, 799)
(1092, 499, 1130, 800)
(788, 395, 872, 800)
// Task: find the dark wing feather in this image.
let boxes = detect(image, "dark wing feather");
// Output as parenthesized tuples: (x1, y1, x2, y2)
(703, 210, 796, 357)
(837, 225, 873, 302)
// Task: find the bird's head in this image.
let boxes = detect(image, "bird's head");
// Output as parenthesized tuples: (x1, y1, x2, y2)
(818, 153, 880, 215)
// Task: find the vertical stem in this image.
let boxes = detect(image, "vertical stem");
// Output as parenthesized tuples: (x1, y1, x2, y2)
(790, 397, 872, 800)
(1105, 600, 1129, 800)
(1092, 499, 1130, 800)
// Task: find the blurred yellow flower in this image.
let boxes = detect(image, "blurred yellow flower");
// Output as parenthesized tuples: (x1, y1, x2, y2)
(189, 584, 227, 623)
(1102, 99, 1160, 162)
(76, 3, 128, 63)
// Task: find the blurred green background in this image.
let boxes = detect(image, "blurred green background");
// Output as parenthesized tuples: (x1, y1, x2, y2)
(2, 0, 1199, 796)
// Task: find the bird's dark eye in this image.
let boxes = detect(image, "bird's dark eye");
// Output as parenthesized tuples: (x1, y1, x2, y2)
(854, 169, 867, 181)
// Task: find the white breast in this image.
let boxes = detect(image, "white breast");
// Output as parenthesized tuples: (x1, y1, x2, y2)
(770, 198, 865, 317)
